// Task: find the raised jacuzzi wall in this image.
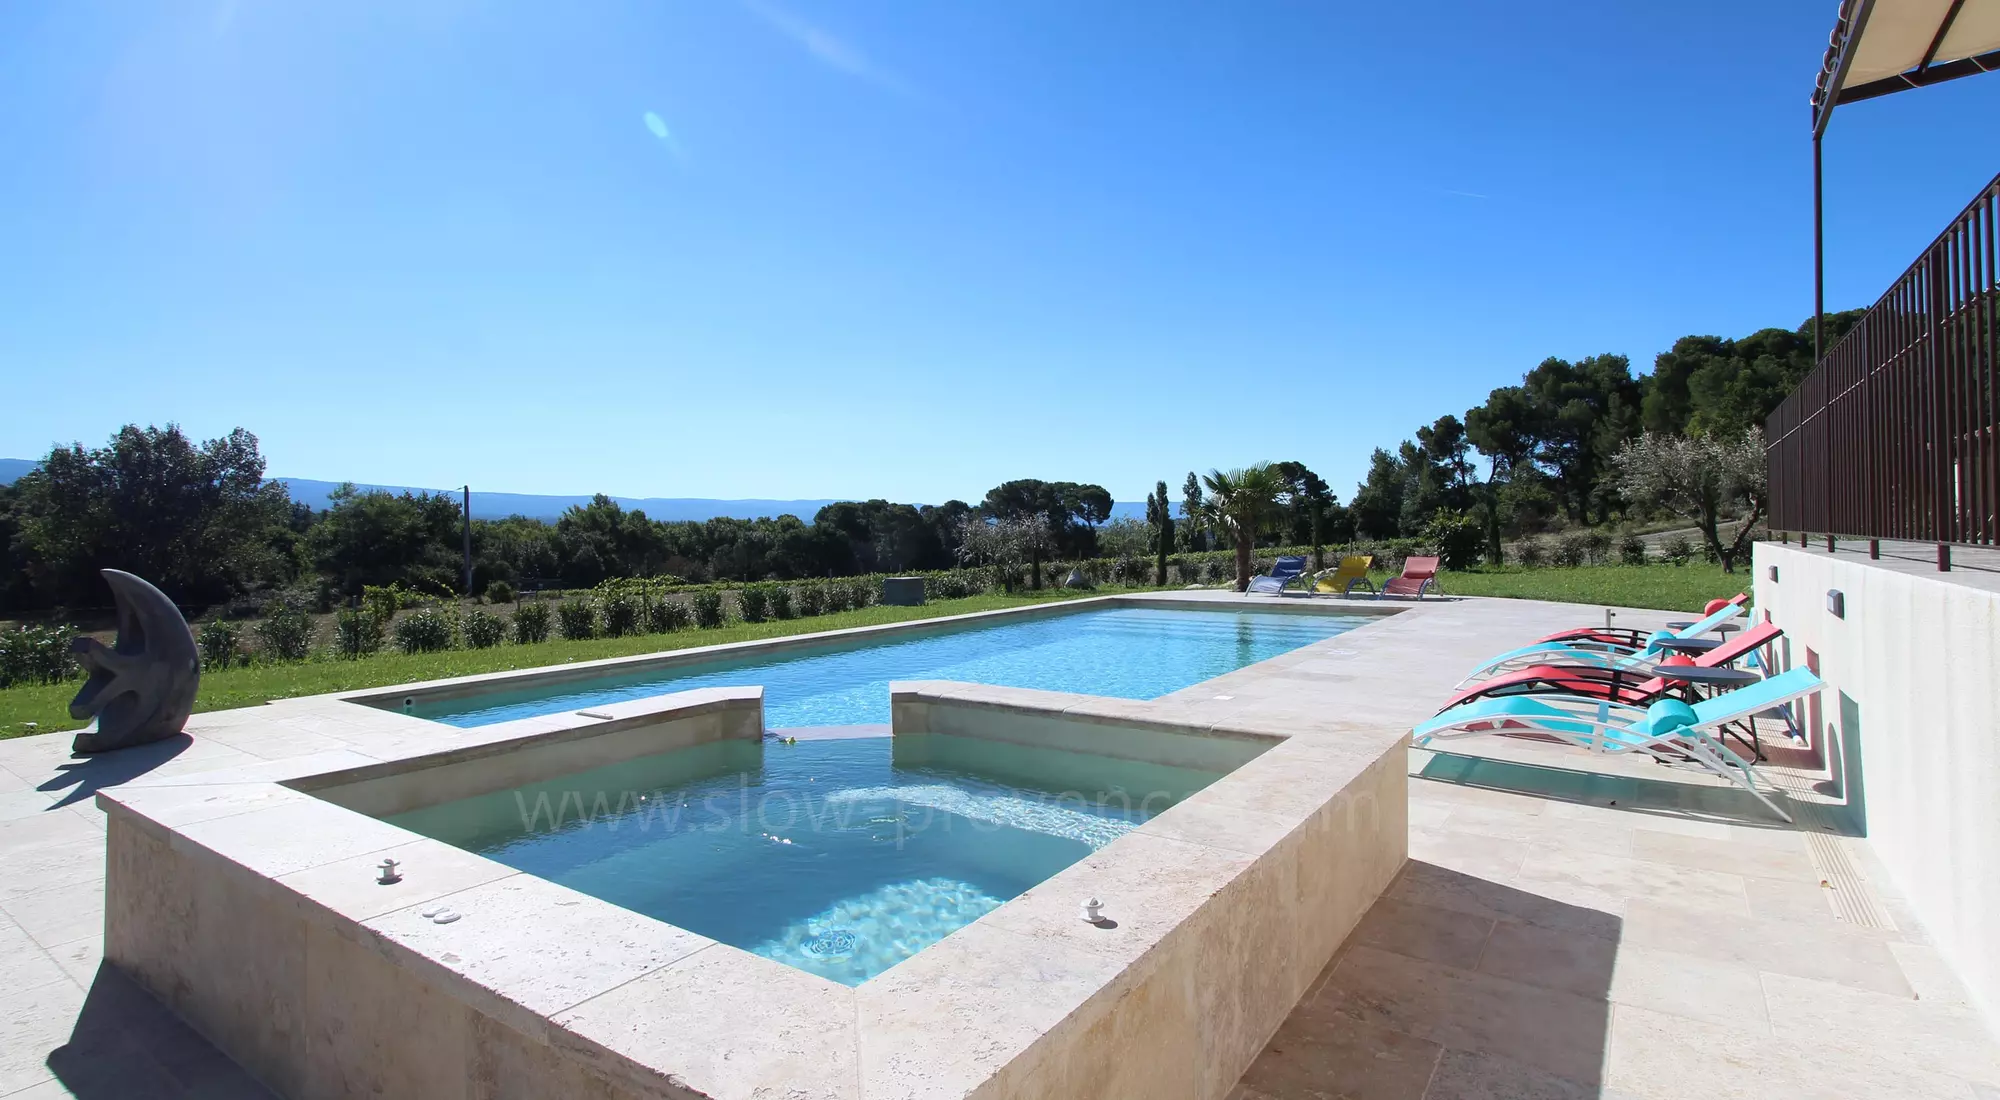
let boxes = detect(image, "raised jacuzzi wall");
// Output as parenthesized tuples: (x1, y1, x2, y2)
(101, 689, 769, 1100)
(100, 677, 1409, 1100)
(306, 689, 764, 818)
(883, 683, 1408, 1099)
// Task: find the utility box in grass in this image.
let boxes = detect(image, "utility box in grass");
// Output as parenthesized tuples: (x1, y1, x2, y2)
(883, 577, 926, 606)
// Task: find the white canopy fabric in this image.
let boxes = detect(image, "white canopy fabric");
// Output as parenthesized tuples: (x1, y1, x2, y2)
(1814, 0, 2000, 131)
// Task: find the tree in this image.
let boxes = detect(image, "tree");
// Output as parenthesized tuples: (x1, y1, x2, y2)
(1613, 429, 1768, 572)
(1144, 480, 1175, 586)
(0, 481, 34, 612)
(1179, 472, 1208, 552)
(1349, 448, 1407, 540)
(1521, 354, 1642, 524)
(1272, 461, 1332, 569)
(310, 484, 465, 596)
(954, 513, 1056, 590)
(11, 424, 294, 607)
(1641, 311, 1865, 441)
(1465, 387, 1535, 563)
(1201, 464, 1286, 592)
(1414, 416, 1474, 511)
(980, 479, 1110, 583)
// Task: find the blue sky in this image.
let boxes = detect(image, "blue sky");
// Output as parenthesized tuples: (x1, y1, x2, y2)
(4, 1, 1998, 506)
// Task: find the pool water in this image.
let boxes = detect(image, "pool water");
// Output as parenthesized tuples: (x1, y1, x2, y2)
(386, 733, 1245, 984)
(405, 606, 1363, 729)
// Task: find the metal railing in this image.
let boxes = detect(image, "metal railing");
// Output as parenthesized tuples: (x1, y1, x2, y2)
(1768, 171, 2000, 566)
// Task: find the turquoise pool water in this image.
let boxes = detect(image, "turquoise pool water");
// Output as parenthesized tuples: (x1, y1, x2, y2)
(405, 606, 1363, 728)
(387, 733, 1250, 984)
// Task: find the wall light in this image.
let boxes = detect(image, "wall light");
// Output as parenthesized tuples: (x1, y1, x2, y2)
(1827, 589, 1845, 619)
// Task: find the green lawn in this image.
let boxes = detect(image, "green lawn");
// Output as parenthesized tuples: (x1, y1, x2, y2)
(0, 564, 1750, 740)
(1421, 562, 1748, 612)
(0, 589, 1135, 740)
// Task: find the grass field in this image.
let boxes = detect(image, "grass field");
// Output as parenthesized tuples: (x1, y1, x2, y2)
(0, 589, 1140, 740)
(1418, 562, 1746, 613)
(0, 562, 1750, 740)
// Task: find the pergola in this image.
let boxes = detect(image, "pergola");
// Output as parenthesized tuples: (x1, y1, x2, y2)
(1810, 0, 2000, 356)
(1814, 0, 2000, 130)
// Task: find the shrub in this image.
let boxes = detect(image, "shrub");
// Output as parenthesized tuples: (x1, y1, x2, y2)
(925, 572, 971, 601)
(1552, 533, 1591, 568)
(1514, 536, 1547, 568)
(692, 590, 726, 628)
(1203, 558, 1232, 584)
(738, 584, 771, 624)
(845, 578, 876, 609)
(0, 624, 79, 688)
(1583, 531, 1613, 566)
(394, 604, 458, 654)
(484, 580, 516, 604)
(646, 597, 691, 633)
(796, 583, 828, 617)
(512, 601, 552, 643)
(600, 590, 641, 637)
(556, 599, 598, 640)
(332, 609, 386, 659)
(462, 609, 506, 649)
(1661, 534, 1695, 566)
(361, 583, 425, 621)
(1421, 509, 1483, 572)
(196, 620, 241, 669)
(255, 600, 315, 662)
(770, 585, 795, 620)
(1619, 535, 1648, 565)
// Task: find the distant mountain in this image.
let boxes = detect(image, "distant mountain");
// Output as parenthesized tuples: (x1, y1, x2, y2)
(275, 478, 846, 522)
(0, 462, 1149, 522)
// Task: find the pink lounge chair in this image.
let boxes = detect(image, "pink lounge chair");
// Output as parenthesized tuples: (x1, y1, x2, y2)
(1434, 621, 1783, 712)
(1381, 556, 1440, 599)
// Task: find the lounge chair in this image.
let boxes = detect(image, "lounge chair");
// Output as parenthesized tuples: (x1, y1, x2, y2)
(1246, 555, 1309, 595)
(1414, 666, 1822, 821)
(1457, 599, 1751, 684)
(1435, 621, 1782, 711)
(1381, 556, 1440, 599)
(1313, 555, 1376, 596)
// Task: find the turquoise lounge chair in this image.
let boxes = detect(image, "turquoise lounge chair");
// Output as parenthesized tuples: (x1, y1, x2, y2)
(1413, 666, 1820, 821)
(1458, 600, 1750, 685)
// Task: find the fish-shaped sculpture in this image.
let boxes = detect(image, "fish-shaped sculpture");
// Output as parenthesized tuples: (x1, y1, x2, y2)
(69, 569, 200, 753)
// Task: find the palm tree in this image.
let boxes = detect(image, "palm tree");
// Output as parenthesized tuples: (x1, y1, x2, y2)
(1201, 464, 1286, 592)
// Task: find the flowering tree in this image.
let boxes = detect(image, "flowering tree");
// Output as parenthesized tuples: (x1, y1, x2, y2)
(1613, 428, 1767, 573)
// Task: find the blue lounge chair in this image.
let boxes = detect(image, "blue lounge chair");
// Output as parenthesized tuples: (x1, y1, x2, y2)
(1246, 556, 1309, 596)
(1457, 600, 1751, 685)
(1414, 666, 1821, 821)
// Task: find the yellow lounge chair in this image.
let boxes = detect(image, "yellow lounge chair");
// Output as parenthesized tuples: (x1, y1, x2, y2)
(1314, 554, 1375, 596)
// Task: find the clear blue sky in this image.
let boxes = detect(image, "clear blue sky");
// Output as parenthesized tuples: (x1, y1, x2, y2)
(4, 1, 1998, 505)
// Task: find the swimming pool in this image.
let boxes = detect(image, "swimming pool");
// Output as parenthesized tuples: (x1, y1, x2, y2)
(384, 732, 1242, 984)
(398, 605, 1366, 729)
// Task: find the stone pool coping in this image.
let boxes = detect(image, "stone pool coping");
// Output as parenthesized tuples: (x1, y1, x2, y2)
(336, 589, 1404, 711)
(92, 592, 1433, 1098)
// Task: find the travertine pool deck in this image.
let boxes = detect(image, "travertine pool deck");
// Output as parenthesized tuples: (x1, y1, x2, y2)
(1, 590, 1995, 1098)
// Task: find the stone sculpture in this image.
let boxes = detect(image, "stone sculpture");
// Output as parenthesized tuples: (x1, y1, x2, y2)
(68, 569, 200, 753)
